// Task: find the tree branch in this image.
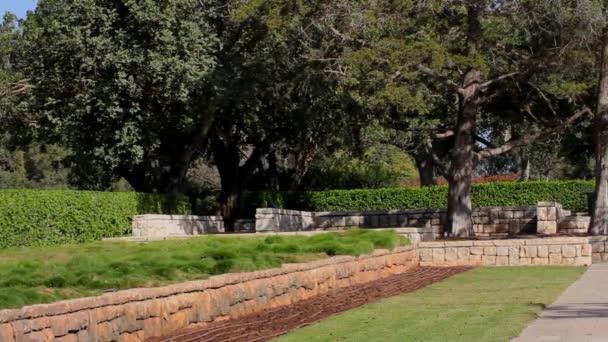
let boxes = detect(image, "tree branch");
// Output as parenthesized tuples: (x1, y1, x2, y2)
(435, 130, 455, 139)
(476, 107, 592, 160)
(480, 72, 519, 89)
(416, 64, 464, 95)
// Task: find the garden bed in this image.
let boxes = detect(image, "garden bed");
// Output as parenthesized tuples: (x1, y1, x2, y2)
(0, 229, 408, 309)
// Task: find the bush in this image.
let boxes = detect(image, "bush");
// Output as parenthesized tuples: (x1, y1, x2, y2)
(0, 190, 191, 249)
(252, 180, 594, 213)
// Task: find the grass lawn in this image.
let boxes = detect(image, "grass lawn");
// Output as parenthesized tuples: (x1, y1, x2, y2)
(0, 229, 408, 309)
(275, 266, 585, 342)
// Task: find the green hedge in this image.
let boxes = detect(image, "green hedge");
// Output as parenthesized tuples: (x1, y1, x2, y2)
(252, 180, 595, 213)
(0, 190, 191, 249)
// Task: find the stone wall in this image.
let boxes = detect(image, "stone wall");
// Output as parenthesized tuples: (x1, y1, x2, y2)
(590, 236, 608, 263)
(132, 215, 224, 238)
(418, 237, 592, 267)
(255, 208, 315, 232)
(256, 205, 538, 239)
(0, 247, 418, 342)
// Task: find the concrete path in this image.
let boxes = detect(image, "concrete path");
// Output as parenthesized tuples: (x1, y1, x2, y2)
(514, 263, 608, 342)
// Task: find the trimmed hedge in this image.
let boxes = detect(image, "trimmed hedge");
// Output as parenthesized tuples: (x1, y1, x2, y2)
(252, 180, 594, 213)
(0, 190, 191, 249)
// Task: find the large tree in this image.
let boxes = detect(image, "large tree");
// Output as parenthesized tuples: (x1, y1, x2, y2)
(19, 0, 219, 193)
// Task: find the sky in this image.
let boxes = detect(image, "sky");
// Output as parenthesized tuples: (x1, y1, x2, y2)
(0, 0, 37, 19)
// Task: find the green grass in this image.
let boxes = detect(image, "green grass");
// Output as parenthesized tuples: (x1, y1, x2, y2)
(275, 267, 585, 342)
(0, 229, 408, 309)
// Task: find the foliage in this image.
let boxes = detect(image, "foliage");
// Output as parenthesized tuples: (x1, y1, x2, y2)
(277, 267, 585, 342)
(18, 0, 218, 191)
(303, 144, 418, 190)
(0, 229, 407, 309)
(0, 190, 191, 249)
(254, 180, 595, 212)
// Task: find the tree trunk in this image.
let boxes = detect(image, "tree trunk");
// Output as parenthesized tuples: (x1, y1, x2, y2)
(591, 30, 608, 235)
(212, 135, 243, 232)
(446, 69, 481, 237)
(161, 148, 196, 194)
(414, 146, 438, 187)
(518, 152, 530, 182)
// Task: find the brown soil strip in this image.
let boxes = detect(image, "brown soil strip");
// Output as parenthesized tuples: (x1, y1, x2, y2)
(150, 266, 471, 342)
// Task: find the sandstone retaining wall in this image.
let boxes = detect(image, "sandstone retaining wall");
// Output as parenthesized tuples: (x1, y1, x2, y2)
(132, 215, 224, 238)
(418, 237, 592, 267)
(0, 247, 418, 342)
(256, 205, 539, 239)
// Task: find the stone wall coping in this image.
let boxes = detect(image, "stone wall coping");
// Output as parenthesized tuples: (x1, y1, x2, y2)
(282, 205, 537, 218)
(537, 201, 561, 207)
(0, 246, 415, 324)
(255, 208, 313, 216)
(133, 215, 223, 221)
(418, 237, 591, 249)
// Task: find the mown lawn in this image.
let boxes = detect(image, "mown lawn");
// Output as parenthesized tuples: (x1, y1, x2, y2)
(275, 266, 585, 342)
(0, 229, 408, 309)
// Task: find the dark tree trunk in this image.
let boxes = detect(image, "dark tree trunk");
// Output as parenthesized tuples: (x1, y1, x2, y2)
(160, 148, 196, 194)
(212, 135, 243, 231)
(212, 131, 266, 231)
(591, 30, 608, 235)
(518, 152, 530, 182)
(414, 147, 438, 187)
(446, 69, 481, 237)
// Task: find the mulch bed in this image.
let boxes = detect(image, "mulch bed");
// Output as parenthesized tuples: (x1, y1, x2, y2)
(151, 266, 472, 342)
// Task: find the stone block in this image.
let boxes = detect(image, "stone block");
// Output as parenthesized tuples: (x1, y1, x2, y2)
(537, 245, 549, 258)
(549, 252, 563, 265)
(471, 247, 484, 255)
(549, 245, 562, 253)
(345, 216, 361, 227)
(562, 245, 577, 258)
(445, 248, 458, 262)
(419, 248, 433, 262)
(582, 244, 592, 257)
(575, 257, 591, 266)
(484, 247, 497, 256)
(537, 207, 548, 221)
(457, 248, 470, 261)
(432, 248, 445, 263)
(547, 207, 557, 221)
(524, 246, 537, 258)
(593, 253, 603, 263)
(496, 256, 509, 266)
(482, 255, 497, 265)
(538, 221, 558, 235)
(469, 254, 482, 263)
(532, 257, 549, 266)
(501, 211, 514, 219)
(496, 247, 509, 256)
(0, 324, 14, 342)
(513, 211, 524, 219)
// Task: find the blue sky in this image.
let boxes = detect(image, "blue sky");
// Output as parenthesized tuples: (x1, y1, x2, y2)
(1, 0, 37, 19)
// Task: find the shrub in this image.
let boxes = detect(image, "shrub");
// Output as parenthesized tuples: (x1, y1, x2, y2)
(0, 190, 191, 249)
(252, 180, 594, 213)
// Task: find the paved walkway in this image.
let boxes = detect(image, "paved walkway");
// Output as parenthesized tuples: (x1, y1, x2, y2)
(514, 263, 608, 342)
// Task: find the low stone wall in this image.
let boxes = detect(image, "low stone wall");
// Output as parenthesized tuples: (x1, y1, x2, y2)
(255, 208, 314, 232)
(257, 205, 539, 239)
(132, 215, 224, 238)
(418, 237, 592, 267)
(590, 236, 608, 262)
(0, 247, 418, 342)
